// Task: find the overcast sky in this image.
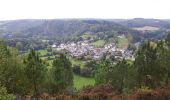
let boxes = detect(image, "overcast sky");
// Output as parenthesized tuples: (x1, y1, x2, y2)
(0, 0, 170, 20)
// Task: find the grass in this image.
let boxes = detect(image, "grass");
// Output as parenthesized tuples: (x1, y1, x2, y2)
(41, 56, 55, 67)
(81, 34, 92, 39)
(116, 36, 128, 48)
(41, 55, 55, 59)
(74, 74, 95, 90)
(91, 40, 105, 47)
(38, 49, 48, 56)
(38, 49, 54, 66)
(70, 57, 85, 68)
(81, 33, 96, 39)
(48, 59, 53, 65)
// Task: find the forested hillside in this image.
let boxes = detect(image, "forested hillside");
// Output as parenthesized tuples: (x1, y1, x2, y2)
(112, 18, 170, 40)
(1, 19, 170, 43)
(113, 18, 170, 28)
(0, 19, 152, 42)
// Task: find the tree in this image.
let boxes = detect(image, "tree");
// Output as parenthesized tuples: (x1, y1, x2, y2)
(16, 42, 23, 50)
(25, 49, 47, 94)
(81, 60, 97, 77)
(160, 33, 170, 85)
(73, 65, 81, 75)
(81, 67, 93, 77)
(112, 59, 129, 93)
(128, 43, 136, 52)
(95, 58, 112, 85)
(0, 41, 28, 94)
(50, 53, 73, 93)
(95, 58, 132, 93)
(134, 41, 165, 88)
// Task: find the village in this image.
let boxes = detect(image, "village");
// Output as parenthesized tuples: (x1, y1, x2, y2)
(51, 40, 135, 61)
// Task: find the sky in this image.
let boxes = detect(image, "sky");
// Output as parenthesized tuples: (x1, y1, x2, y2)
(0, 0, 170, 20)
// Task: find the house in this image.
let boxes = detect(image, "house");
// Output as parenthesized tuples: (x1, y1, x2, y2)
(52, 44, 56, 48)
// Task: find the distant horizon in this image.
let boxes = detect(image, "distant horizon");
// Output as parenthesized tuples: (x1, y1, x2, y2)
(1, 18, 170, 21)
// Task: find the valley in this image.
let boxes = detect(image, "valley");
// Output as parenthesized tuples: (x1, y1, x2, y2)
(1, 18, 170, 99)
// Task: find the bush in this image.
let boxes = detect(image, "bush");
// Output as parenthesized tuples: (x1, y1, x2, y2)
(47, 48, 52, 52)
(46, 53, 52, 56)
(81, 67, 93, 77)
(131, 85, 170, 100)
(73, 65, 81, 75)
(0, 85, 14, 100)
(78, 84, 121, 100)
(138, 86, 153, 93)
(47, 56, 54, 60)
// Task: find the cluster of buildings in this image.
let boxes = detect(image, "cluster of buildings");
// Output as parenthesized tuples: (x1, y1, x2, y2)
(52, 41, 135, 60)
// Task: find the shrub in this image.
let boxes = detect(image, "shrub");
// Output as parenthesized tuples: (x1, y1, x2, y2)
(78, 84, 121, 100)
(0, 85, 14, 100)
(131, 85, 170, 100)
(73, 65, 81, 75)
(81, 67, 93, 77)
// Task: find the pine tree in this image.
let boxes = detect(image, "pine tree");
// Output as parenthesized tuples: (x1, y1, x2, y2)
(135, 41, 164, 88)
(25, 49, 47, 94)
(95, 58, 132, 93)
(50, 53, 73, 93)
(163, 33, 170, 85)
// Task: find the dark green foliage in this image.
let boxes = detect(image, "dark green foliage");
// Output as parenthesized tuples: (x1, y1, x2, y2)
(95, 59, 112, 85)
(81, 67, 93, 77)
(128, 43, 136, 52)
(0, 41, 29, 94)
(6, 39, 48, 51)
(160, 33, 170, 85)
(111, 59, 130, 93)
(85, 61, 97, 71)
(25, 49, 47, 94)
(73, 65, 81, 75)
(0, 19, 144, 44)
(134, 41, 165, 88)
(47, 46, 52, 52)
(0, 84, 14, 100)
(95, 58, 135, 93)
(72, 61, 97, 77)
(81, 61, 97, 77)
(50, 53, 73, 93)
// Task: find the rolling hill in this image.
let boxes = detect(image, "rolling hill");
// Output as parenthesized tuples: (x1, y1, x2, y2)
(0, 18, 170, 42)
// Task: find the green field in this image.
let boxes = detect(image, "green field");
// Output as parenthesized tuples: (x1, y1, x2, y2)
(70, 58, 85, 68)
(81, 34, 92, 39)
(91, 40, 105, 47)
(38, 49, 48, 56)
(81, 33, 96, 40)
(74, 74, 95, 90)
(117, 36, 128, 48)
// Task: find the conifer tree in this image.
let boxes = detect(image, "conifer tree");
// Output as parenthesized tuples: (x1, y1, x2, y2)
(25, 49, 47, 94)
(51, 53, 73, 93)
